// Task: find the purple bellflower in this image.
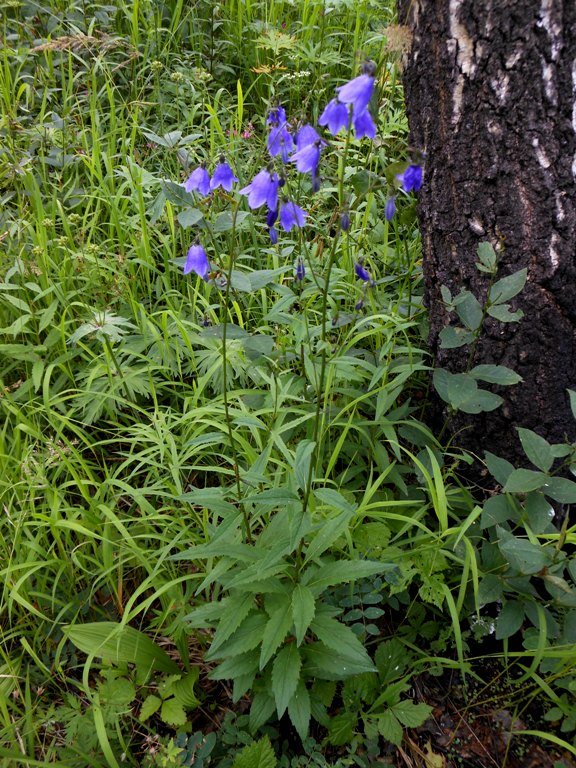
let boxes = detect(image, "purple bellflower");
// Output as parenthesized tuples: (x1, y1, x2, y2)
(239, 168, 279, 211)
(318, 98, 350, 135)
(269, 227, 278, 244)
(295, 259, 305, 281)
(385, 197, 397, 222)
(352, 109, 376, 140)
(184, 244, 210, 279)
(290, 141, 321, 177)
(336, 74, 375, 117)
(398, 164, 423, 193)
(184, 166, 210, 196)
(210, 158, 238, 191)
(340, 211, 351, 231)
(280, 200, 307, 232)
(268, 124, 294, 163)
(267, 105, 287, 125)
(295, 124, 322, 150)
(354, 262, 371, 282)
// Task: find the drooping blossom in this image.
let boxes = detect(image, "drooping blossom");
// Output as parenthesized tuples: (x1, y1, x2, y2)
(352, 109, 376, 140)
(295, 259, 305, 281)
(268, 124, 294, 163)
(318, 99, 350, 135)
(267, 105, 287, 125)
(340, 211, 351, 231)
(397, 164, 423, 193)
(279, 200, 307, 232)
(336, 74, 375, 117)
(290, 141, 321, 177)
(385, 197, 397, 222)
(239, 168, 279, 210)
(184, 244, 210, 279)
(354, 262, 371, 282)
(184, 166, 210, 196)
(210, 158, 238, 191)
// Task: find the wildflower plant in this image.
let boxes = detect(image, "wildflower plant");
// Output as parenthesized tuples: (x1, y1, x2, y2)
(167, 59, 427, 742)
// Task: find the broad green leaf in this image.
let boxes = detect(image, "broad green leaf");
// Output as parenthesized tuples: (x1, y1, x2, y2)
(488, 268, 527, 304)
(63, 622, 179, 674)
(517, 428, 554, 472)
(310, 614, 375, 671)
(476, 241, 497, 272)
(248, 268, 290, 291)
(232, 736, 277, 768)
(243, 488, 300, 509)
(487, 304, 524, 323)
(446, 372, 478, 409)
(160, 179, 195, 206)
(304, 507, 355, 563)
(287, 679, 311, 741)
(208, 650, 260, 681)
(568, 389, 576, 420)
(392, 700, 433, 728)
(525, 492, 554, 533)
(454, 291, 482, 331)
(374, 639, 408, 682)
(249, 691, 276, 733)
(438, 326, 474, 349)
(497, 530, 549, 575)
(374, 710, 403, 746)
(139, 694, 162, 722)
(326, 712, 357, 746)
(211, 613, 269, 660)
(480, 494, 517, 529)
(303, 642, 373, 680)
(294, 440, 316, 490)
(457, 389, 503, 414)
(212, 210, 251, 232)
(484, 451, 514, 485)
(291, 585, 316, 646)
(503, 468, 549, 494)
(260, 601, 293, 669)
(301, 560, 391, 593)
(470, 365, 522, 386)
(176, 207, 203, 228)
(208, 593, 255, 656)
(543, 476, 576, 504)
(272, 644, 302, 717)
(495, 600, 525, 639)
(161, 697, 187, 726)
(313, 488, 357, 514)
(169, 670, 201, 709)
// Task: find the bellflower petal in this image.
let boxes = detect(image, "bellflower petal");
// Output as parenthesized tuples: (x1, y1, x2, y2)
(267, 105, 287, 125)
(268, 125, 294, 163)
(385, 197, 396, 222)
(210, 161, 238, 191)
(352, 109, 376, 139)
(184, 244, 210, 279)
(269, 227, 278, 244)
(239, 169, 279, 210)
(184, 166, 211, 195)
(397, 164, 423, 193)
(290, 142, 320, 176)
(295, 259, 305, 281)
(280, 200, 307, 232)
(295, 124, 322, 150)
(318, 98, 350, 135)
(336, 74, 375, 115)
(354, 262, 371, 282)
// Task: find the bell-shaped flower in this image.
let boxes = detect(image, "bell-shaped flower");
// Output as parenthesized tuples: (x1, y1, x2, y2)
(184, 166, 210, 196)
(280, 200, 307, 232)
(269, 227, 278, 244)
(239, 168, 279, 210)
(295, 259, 305, 281)
(267, 105, 287, 126)
(268, 124, 294, 163)
(352, 109, 376, 140)
(210, 159, 238, 191)
(290, 141, 321, 177)
(354, 262, 371, 282)
(184, 244, 210, 280)
(397, 164, 423, 193)
(385, 197, 397, 222)
(336, 74, 375, 116)
(318, 98, 350, 135)
(295, 124, 322, 150)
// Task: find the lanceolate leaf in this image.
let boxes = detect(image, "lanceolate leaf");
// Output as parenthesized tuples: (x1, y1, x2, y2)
(260, 600, 294, 669)
(287, 679, 311, 740)
(272, 644, 302, 717)
(291, 585, 316, 646)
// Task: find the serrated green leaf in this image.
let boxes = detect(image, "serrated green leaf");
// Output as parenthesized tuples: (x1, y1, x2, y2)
(176, 207, 204, 228)
(313, 488, 357, 513)
(305, 507, 355, 563)
(260, 600, 293, 669)
(208, 593, 255, 656)
(392, 700, 433, 728)
(160, 179, 195, 206)
(374, 710, 403, 746)
(503, 468, 549, 493)
(161, 697, 187, 726)
(208, 650, 260, 681)
(495, 600, 525, 639)
(291, 585, 316, 646)
(374, 639, 408, 682)
(303, 642, 375, 680)
(470, 365, 522, 386)
(489, 268, 527, 304)
(249, 691, 277, 733)
(326, 712, 357, 746)
(310, 614, 375, 671)
(272, 644, 301, 717)
(62, 622, 179, 674)
(301, 560, 391, 594)
(210, 613, 268, 660)
(232, 735, 277, 768)
(294, 440, 316, 490)
(287, 679, 311, 741)
(139, 694, 162, 722)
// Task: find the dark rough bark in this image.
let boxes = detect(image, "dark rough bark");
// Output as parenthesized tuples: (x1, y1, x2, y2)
(397, 0, 576, 468)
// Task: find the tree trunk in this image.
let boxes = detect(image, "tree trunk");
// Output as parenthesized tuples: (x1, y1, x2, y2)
(396, 0, 576, 470)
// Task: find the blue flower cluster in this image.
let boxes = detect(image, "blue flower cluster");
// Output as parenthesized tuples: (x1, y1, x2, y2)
(181, 63, 423, 285)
